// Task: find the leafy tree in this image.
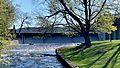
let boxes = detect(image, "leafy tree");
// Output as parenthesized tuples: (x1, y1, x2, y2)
(0, 0, 15, 65)
(0, 0, 15, 38)
(93, 0, 120, 41)
(35, 0, 110, 48)
(94, 11, 117, 41)
(94, 13, 117, 34)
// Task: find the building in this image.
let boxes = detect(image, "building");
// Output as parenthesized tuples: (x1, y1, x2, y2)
(11, 17, 120, 44)
(13, 27, 98, 44)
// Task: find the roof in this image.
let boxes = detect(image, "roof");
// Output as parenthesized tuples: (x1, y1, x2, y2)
(15, 27, 76, 34)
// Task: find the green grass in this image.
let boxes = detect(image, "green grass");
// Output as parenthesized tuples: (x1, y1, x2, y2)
(58, 40, 120, 68)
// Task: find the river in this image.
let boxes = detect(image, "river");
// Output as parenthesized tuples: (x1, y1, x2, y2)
(1, 43, 77, 68)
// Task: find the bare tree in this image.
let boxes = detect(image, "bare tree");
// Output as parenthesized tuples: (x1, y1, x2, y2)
(34, 0, 110, 48)
(15, 11, 32, 35)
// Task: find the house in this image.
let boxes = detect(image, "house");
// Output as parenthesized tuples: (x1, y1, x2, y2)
(12, 27, 98, 44)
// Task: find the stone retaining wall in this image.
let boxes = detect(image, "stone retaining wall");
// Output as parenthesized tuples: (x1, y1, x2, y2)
(55, 49, 77, 68)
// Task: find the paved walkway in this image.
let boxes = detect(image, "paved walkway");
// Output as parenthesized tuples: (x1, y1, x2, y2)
(4, 43, 77, 68)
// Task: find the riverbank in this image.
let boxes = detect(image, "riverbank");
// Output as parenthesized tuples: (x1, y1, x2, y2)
(0, 38, 17, 67)
(0, 38, 17, 50)
(56, 49, 77, 68)
(57, 40, 120, 68)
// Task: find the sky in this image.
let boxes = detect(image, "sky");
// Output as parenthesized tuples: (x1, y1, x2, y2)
(13, 0, 35, 29)
(12, 0, 49, 29)
(13, 0, 33, 13)
(12, 0, 116, 29)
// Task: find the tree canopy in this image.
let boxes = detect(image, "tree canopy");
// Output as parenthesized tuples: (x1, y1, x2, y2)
(94, 11, 117, 34)
(0, 0, 15, 37)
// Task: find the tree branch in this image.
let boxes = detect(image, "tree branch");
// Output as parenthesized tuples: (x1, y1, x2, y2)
(45, 10, 64, 18)
(59, 0, 85, 33)
(91, 0, 107, 21)
(19, 17, 28, 35)
(64, 15, 81, 33)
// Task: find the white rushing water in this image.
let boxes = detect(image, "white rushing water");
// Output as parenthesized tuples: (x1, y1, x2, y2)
(1, 43, 77, 68)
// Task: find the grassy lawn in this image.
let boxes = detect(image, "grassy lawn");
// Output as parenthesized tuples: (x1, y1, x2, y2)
(58, 40, 120, 68)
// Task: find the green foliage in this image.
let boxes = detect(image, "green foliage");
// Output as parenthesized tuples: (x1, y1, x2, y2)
(63, 32, 76, 37)
(58, 40, 120, 68)
(0, 0, 15, 37)
(0, 0, 15, 65)
(94, 12, 117, 34)
(0, 37, 9, 63)
(0, 37, 17, 66)
(0, 37, 10, 57)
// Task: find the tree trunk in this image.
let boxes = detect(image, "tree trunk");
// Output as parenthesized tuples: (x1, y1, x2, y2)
(84, 32, 92, 48)
(110, 33, 112, 42)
